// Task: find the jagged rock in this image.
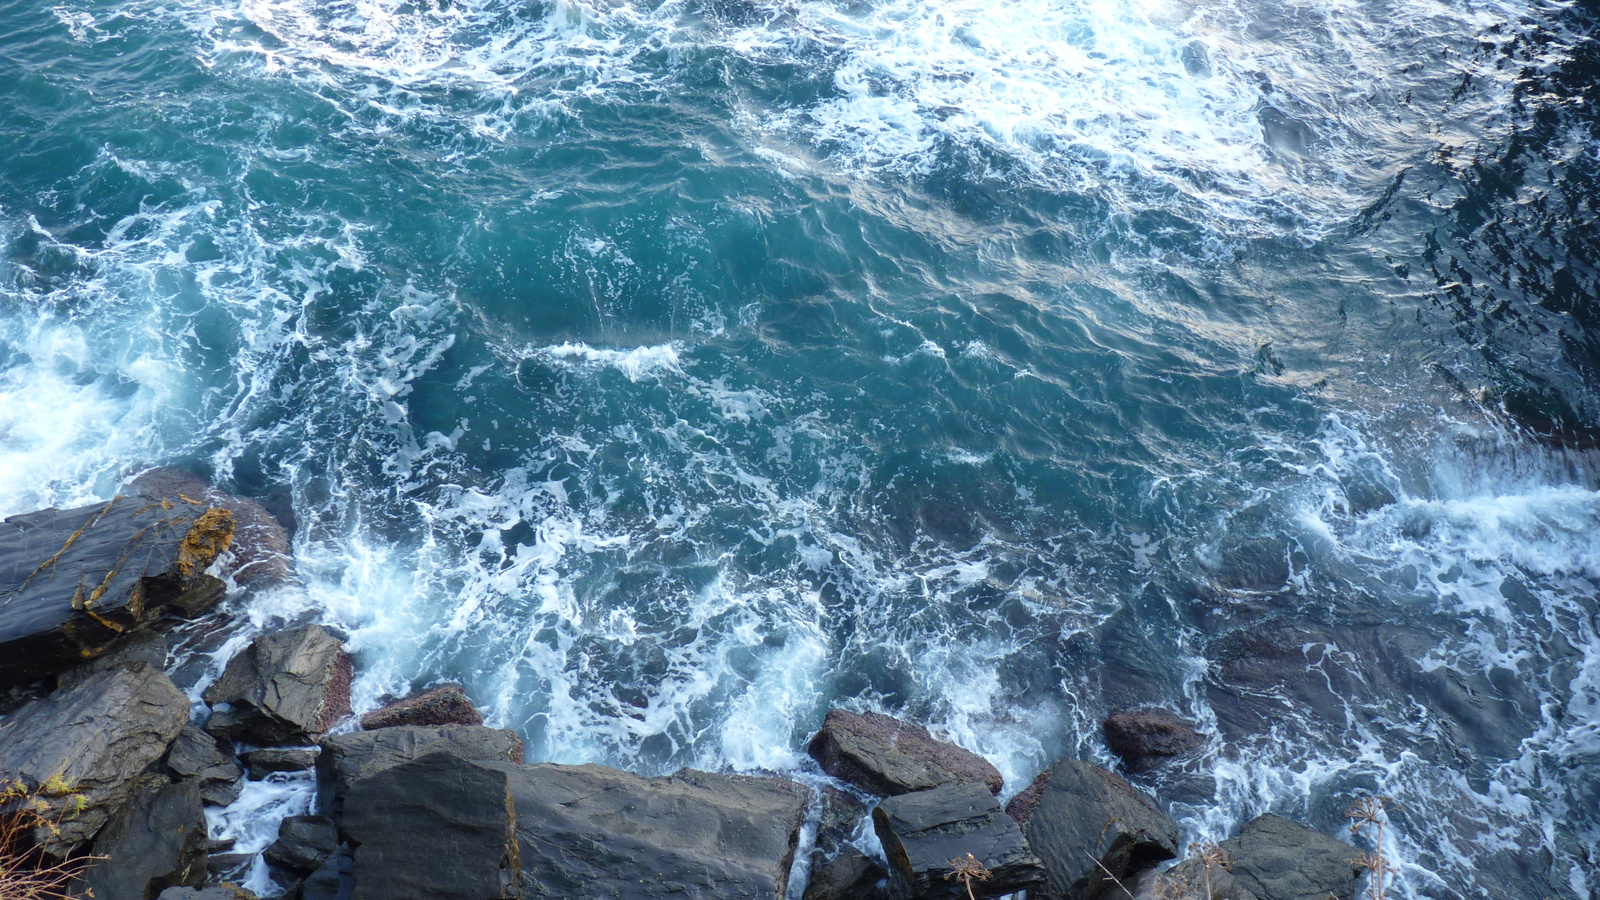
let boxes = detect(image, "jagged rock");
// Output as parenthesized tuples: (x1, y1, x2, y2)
(492, 761, 809, 899)
(0, 661, 190, 854)
(803, 849, 888, 900)
(0, 495, 234, 687)
(166, 725, 245, 806)
(807, 709, 1004, 797)
(1143, 814, 1361, 900)
(130, 468, 293, 585)
(872, 782, 1046, 899)
(243, 747, 319, 779)
(207, 853, 257, 884)
(167, 574, 227, 619)
(1013, 760, 1179, 900)
(316, 724, 524, 818)
(204, 624, 352, 745)
(80, 779, 209, 900)
(339, 752, 521, 900)
(58, 631, 169, 689)
(1103, 709, 1205, 772)
(359, 684, 484, 730)
(158, 886, 260, 900)
(265, 814, 339, 873)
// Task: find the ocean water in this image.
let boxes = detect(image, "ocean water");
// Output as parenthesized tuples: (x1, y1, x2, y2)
(2, 0, 1598, 896)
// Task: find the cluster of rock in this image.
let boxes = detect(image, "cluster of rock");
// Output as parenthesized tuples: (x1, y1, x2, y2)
(0, 475, 1366, 900)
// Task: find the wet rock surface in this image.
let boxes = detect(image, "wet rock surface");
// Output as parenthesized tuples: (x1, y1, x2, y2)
(803, 849, 887, 900)
(0, 660, 190, 854)
(265, 814, 340, 874)
(204, 624, 352, 745)
(130, 468, 294, 586)
(242, 747, 319, 779)
(808, 709, 1004, 797)
(158, 887, 261, 900)
(1015, 759, 1179, 900)
(81, 779, 209, 900)
(1104, 709, 1205, 772)
(359, 683, 484, 730)
(873, 781, 1047, 899)
(317, 724, 525, 817)
(0, 495, 234, 687)
(166, 725, 245, 806)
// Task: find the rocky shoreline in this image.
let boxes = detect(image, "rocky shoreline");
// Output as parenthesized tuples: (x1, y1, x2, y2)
(0, 475, 1367, 900)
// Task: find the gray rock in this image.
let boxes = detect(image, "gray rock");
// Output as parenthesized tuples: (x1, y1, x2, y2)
(298, 843, 354, 900)
(359, 684, 484, 730)
(207, 852, 257, 884)
(803, 848, 887, 900)
(157, 886, 260, 900)
(1015, 760, 1179, 900)
(0, 661, 190, 854)
(58, 631, 169, 689)
(1208, 814, 1360, 900)
(0, 495, 234, 687)
(494, 761, 809, 899)
(129, 468, 293, 586)
(340, 752, 520, 900)
(1103, 709, 1205, 772)
(807, 709, 1004, 797)
(166, 574, 227, 619)
(872, 782, 1047, 899)
(204, 624, 352, 745)
(166, 725, 244, 806)
(81, 778, 209, 900)
(317, 724, 524, 818)
(265, 814, 339, 873)
(243, 747, 319, 779)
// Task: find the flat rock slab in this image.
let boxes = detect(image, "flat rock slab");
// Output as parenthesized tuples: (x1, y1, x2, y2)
(204, 624, 352, 745)
(0, 496, 234, 687)
(1103, 709, 1205, 772)
(873, 782, 1046, 899)
(317, 724, 525, 817)
(359, 684, 484, 730)
(808, 709, 1003, 797)
(243, 747, 319, 779)
(1013, 760, 1178, 900)
(0, 660, 190, 854)
(165, 725, 244, 806)
(130, 468, 293, 586)
(81, 778, 209, 900)
(494, 761, 809, 900)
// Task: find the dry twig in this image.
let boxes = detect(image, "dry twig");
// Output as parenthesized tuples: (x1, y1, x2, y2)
(946, 853, 992, 900)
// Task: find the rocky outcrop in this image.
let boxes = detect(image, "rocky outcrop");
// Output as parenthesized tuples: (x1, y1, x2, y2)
(1145, 814, 1361, 900)
(1012, 760, 1179, 900)
(807, 709, 1004, 797)
(264, 814, 340, 877)
(359, 684, 484, 730)
(0, 495, 234, 687)
(242, 747, 319, 779)
(129, 468, 293, 586)
(317, 724, 525, 817)
(495, 761, 810, 899)
(873, 781, 1047, 899)
(165, 725, 245, 806)
(1103, 709, 1205, 772)
(80, 779, 209, 900)
(0, 660, 190, 854)
(204, 624, 352, 745)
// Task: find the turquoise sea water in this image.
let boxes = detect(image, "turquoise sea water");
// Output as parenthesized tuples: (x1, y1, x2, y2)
(2, 0, 1598, 895)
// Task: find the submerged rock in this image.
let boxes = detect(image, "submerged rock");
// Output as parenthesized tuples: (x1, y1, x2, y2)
(204, 624, 352, 745)
(317, 724, 525, 817)
(129, 468, 294, 586)
(872, 781, 1047, 899)
(359, 683, 484, 730)
(0, 660, 190, 854)
(1103, 709, 1205, 772)
(80, 778, 209, 900)
(0, 495, 234, 687)
(165, 725, 245, 806)
(807, 709, 1004, 797)
(1142, 815, 1361, 900)
(1012, 759, 1178, 900)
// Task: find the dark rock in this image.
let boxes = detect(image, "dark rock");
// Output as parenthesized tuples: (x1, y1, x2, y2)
(81, 778, 209, 900)
(0, 495, 234, 688)
(243, 747, 319, 779)
(265, 815, 339, 873)
(816, 785, 868, 855)
(1212, 537, 1291, 592)
(808, 709, 1004, 797)
(1104, 709, 1205, 772)
(493, 761, 809, 899)
(58, 631, 169, 689)
(298, 843, 354, 900)
(1017, 759, 1179, 900)
(340, 752, 520, 900)
(803, 848, 887, 900)
(872, 781, 1047, 899)
(207, 852, 257, 884)
(129, 468, 293, 585)
(1214, 814, 1361, 900)
(316, 724, 524, 818)
(167, 574, 228, 619)
(158, 887, 260, 900)
(204, 624, 352, 745)
(166, 725, 245, 806)
(359, 684, 484, 730)
(0, 660, 190, 854)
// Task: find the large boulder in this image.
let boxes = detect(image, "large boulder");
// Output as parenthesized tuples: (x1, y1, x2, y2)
(0, 495, 234, 687)
(265, 814, 340, 875)
(359, 684, 484, 730)
(1010, 760, 1179, 900)
(204, 624, 352, 745)
(0, 661, 190, 854)
(1103, 709, 1204, 772)
(873, 782, 1047, 899)
(129, 468, 293, 585)
(493, 761, 809, 899)
(1144, 814, 1361, 900)
(79, 779, 209, 900)
(340, 752, 521, 900)
(165, 725, 245, 806)
(317, 724, 525, 817)
(807, 710, 1004, 797)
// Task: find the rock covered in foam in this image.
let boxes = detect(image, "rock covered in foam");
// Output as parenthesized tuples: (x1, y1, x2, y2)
(872, 781, 1046, 899)
(204, 624, 352, 745)
(807, 709, 1004, 797)
(1103, 708, 1205, 772)
(359, 683, 484, 730)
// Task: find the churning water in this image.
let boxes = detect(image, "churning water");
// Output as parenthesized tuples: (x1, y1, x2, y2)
(2, 0, 1598, 895)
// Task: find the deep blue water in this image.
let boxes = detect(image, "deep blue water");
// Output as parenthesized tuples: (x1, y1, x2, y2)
(2, 0, 1598, 896)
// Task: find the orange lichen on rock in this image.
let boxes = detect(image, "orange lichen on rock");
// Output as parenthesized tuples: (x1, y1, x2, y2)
(176, 508, 235, 577)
